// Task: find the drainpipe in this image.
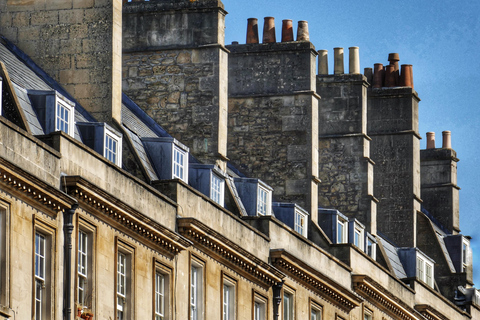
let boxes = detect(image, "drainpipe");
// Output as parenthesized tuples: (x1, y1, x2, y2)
(273, 281, 284, 320)
(63, 203, 78, 320)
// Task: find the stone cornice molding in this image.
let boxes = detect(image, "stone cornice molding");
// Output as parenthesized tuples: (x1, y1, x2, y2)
(64, 176, 190, 257)
(352, 275, 419, 320)
(414, 305, 449, 320)
(0, 157, 76, 214)
(270, 249, 362, 312)
(178, 217, 284, 289)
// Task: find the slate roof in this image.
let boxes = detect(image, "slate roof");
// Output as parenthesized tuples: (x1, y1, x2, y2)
(378, 235, 408, 279)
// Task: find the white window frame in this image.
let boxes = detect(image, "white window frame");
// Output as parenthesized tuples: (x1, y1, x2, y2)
(257, 184, 272, 216)
(77, 230, 88, 307)
(294, 209, 307, 237)
(55, 96, 75, 137)
(354, 226, 364, 250)
(283, 288, 295, 320)
(172, 144, 188, 182)
(337, 217, 347, 244)
(416, 254, 434, 288)
(155, 272, 165, 320)
(222, 276, 236, 320)
(190, 258, 204, 320)
(0, 201, 9, 306)
(364, 309, 373, 320)
(253, 293, 267, 320)
(365, 236, 376, 260)
(210, 173, 225, 206)
(34, 223, 54, 320)
(104, 127, 122, 166)
(310, 301, 322, 320)
(462, 238, 470, 272)
(116, 241, 134, 320)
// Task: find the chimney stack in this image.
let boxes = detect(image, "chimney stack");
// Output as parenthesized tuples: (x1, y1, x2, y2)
(263, 17, 276, 43)
(334, 47, 344, 75)
(246, 18, 259, 44)
(426, 132, 435, 149)
(281, 19, 294, 42)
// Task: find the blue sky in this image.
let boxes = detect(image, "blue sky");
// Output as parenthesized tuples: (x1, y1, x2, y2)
(222, 0, 480, 285)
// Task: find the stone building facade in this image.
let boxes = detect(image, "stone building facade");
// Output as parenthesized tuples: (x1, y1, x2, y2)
(0, 0, 478, 320)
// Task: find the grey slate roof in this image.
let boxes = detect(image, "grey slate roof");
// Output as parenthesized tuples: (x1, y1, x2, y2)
(378, 236, 408, 279)
(432, 222, 456, 273)
(12, 83, 44, 135)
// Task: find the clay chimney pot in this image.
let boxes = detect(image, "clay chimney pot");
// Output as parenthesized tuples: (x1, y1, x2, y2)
(334, 47, 344, 75)
(426, 132, 435, 149)
(372, 63, 384, 88)
(442, 131, 452, 149)
(318, 50, 328, 75)
(263, 17, 276, 43)
(282, 19, 294, 42)
(246, 18, 259, 44)
(296, 20, 310, 41)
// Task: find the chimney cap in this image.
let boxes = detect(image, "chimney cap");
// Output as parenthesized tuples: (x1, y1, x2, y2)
(388, 53, 400, 62)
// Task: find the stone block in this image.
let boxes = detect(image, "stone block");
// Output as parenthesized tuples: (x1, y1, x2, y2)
(282, 115, 306, 131)
(73, 0, 95, 9)
(31, 10, 59, 26)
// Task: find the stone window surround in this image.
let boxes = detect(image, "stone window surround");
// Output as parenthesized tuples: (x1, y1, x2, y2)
(76, 217, 96, 313)
(154, 261, 172, 320)
(253, 291, 267, 320)
(190, 254, 205, 320)
(116, 239, 135, 320)
(221, 273, 237, 320)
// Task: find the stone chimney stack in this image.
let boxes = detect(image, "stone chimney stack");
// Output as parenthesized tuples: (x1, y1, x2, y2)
(367, 53, 421, 247)
(226, 18, 319, 221)
(0, 0, 123, 124)
(122, 0, 228, 169)
(420, 131, 460, 234)
(317, 46, 377, 235)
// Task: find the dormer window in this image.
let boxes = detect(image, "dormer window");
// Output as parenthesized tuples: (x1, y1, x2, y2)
(294, 209, 307, 236)
(337, 217, 347, 244)
(173, 145, 187, 180)
(416, 255, 434, 287)
(55, 98, 74, 136)
(462, 238, 470, 272)
(257, 184, 272, 216)
(211, 173, 224, 206)
(104, 128, 121, 165)
(349, 219, 365, 250)
(77, 122, 123, 167)
(365, 233, 376, 259)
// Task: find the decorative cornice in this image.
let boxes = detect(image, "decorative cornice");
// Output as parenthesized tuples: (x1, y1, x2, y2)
(0, 157, 76, 214)
(64, 176, 191, 257)
(414, 305, 449, 320)
(270, 250, 362, 313)
(353, 275, 419, 320)
(178, 217, 284, 288)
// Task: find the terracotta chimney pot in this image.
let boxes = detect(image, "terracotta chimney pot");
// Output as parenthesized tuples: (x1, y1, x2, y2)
(263, 17, 276, 43)
(372, 63, 384, 88)
(246, 18, 259, 44)
(334, 47, 344, 75)
(388, 53, 400, 70)
(349, 46, 360, 74)
(426, 132, 435, 149)
(281, 19, 294, 42)
(384, 64, 396, 87)
(318, 50, 328, 75)
(442, 131, 452, 149)
(296, 20, 309, 41)
(400, 64, 414, 90)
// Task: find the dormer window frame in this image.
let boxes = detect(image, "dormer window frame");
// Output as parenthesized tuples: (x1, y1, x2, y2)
(55, 95, 75, 137)
(416, 252, 434, 288)
(104, 126, 122, 167)
(365, 233, 376, 260)
(172, 144, 188, 182)
(462, 237, 470, 272)
(257, 182, 272, 216)
(210, 170, 225, 206)
(337, 216, 347, 244)
(349, 219, 365, 250)
(294, 208, 308, 237)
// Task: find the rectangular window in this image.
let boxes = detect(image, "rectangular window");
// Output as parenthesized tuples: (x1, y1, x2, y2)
(155, 273, 165, 320)
(34, 224, 54, 320)
(294, 210, 307, 236)
(116, 242, 134, 320)
(337, 219, 347, 244)
(283, 290, 294, 320)
(416, 254, 434, 288)
(257, 186, 271, 216)
(77, 230, 88, 306)
(253, 293, 267, 320)
(55, 98, 74, 137)
(211, 173, 224, 206)
(35, 233, 45, 320)
(366, 237, 375, 259)
(104, 127, 122, 166)
(173, 145, 187, 181)
(310, 303, 322, 320)
(462, 238, 469, 271)
(416, 256, 424, 281)
(190, 258, 204, 320)
(222, 276, 236, 320)
(0, 202, 9, 306)
(364, 310, 372, 320)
